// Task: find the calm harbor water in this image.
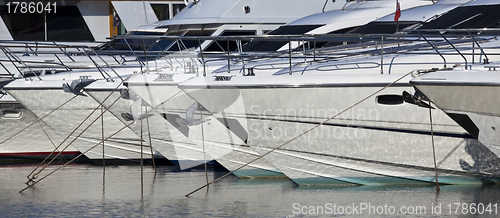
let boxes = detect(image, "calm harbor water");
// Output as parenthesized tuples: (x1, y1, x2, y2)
(1, 164, 500, 217)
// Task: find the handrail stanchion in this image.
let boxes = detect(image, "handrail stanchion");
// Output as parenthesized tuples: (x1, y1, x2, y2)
(419, 33, 447, 68)
(289, 36, 292, 75)
(380, 36, 384, 74)
(227, 40, 230, 73)
(198, 39, 206, 77)
(439, 32, 468, 69)
(468, 31, 489, 64)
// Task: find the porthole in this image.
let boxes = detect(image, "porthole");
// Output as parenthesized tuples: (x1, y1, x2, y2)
(2, 110, 23, 119)
(376, 95, 404, 105)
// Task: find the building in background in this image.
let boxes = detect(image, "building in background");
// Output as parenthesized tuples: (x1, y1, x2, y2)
(0, 0, 186, 41)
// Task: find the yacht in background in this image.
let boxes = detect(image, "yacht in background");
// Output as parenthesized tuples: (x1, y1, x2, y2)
(0, 0, 187, 42)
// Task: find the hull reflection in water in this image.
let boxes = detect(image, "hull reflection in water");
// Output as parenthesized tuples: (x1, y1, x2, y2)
(1, 165, 500, 217)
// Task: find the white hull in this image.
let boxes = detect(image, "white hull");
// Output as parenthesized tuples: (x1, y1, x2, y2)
(0, 99, 81, 161)
(411, 69, 500, 157)
(180, 74, 500, 185)
(126, 73, 285, 178)
(85, 79, 215, 169)
(5, 80, 160, 161)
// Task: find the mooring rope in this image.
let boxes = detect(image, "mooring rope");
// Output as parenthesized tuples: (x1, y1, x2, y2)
(140, 105, 144, 197)
(26, 77, 131, 181)
(101, 105, 105, 185)
(0, 95, 77, 146)
(37, 118, 68, 162)
(201, 112, 209, 187)
(145, 107, 157, 175)
(19, 91, 182, 193)
(27, 91, 126, 183)
(185, 71, 413, 197)
(429, 103, 440, 191)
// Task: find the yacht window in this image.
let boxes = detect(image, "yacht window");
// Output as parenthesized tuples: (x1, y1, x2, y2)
(376, 95, 404, 105)
(305, 26, 361, 48)
(306, 21, 418, 49)
(243, 25, 323, 52)
(420, 5, 500, 31)
(205, 30, 256, 52)
(146, 30, 185, 52)
(0, 5, 94, 41)
(151, 4, 170, 21)
(167, 29, 216, 51)
(352, 21, 420, 34)
(101, 31, 165, 51)
(2, 110, 22, 119)
(173, 4, 186, 17)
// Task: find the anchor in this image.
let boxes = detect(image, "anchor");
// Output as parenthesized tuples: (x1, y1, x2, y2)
(62, 77, 96, 96)
(402, 90, 434, 109)
(176, 102, 210, 127)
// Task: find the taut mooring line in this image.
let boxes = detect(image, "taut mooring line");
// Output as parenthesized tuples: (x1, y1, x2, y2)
(27, 91, 125, 183)
(185, 72, 413, 197)
(28, 87, 130, 182)
(37, 118, 68, 162)
(101, 105, 106, 196)
(27, 77, 131, 181)
(429, 103, 440, 191)
(0, 95, 77, 146)
(201, 112, 209, 187)
(145, 107, 157, 175)
(140, 105, 144, 197)
(20, 91, 182, 193)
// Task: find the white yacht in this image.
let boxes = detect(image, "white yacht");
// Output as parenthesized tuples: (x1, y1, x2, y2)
(4, 68, 167, 163)
(0, 0, 186, 163)
(96, 0, 350, 173)
(410, 65, 500, 158)
(177, 0, 500, 185)
(2, 0, 347, 168)
(124, 0, 433, 176)
(0, 92, 81, 162)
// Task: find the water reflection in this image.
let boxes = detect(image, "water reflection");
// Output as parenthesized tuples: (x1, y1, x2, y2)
(0, 164, 499, 217)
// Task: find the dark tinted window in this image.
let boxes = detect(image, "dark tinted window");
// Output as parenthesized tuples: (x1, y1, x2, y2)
(243, 25, 323, 52)
(151, 4, 170, 20)
(173, 4, 186, 17)
(205, 30, 256, 52)
(420, 5, 500, 30)
(101, 31, 165, 51)
(306, 26, 361, 48)
(352, 21, 420, 34)
(167, 29, 215, 51)
(0, 5, 94, 41)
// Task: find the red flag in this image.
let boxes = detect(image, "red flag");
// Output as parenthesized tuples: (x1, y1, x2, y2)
(394, 1, 401, 22)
